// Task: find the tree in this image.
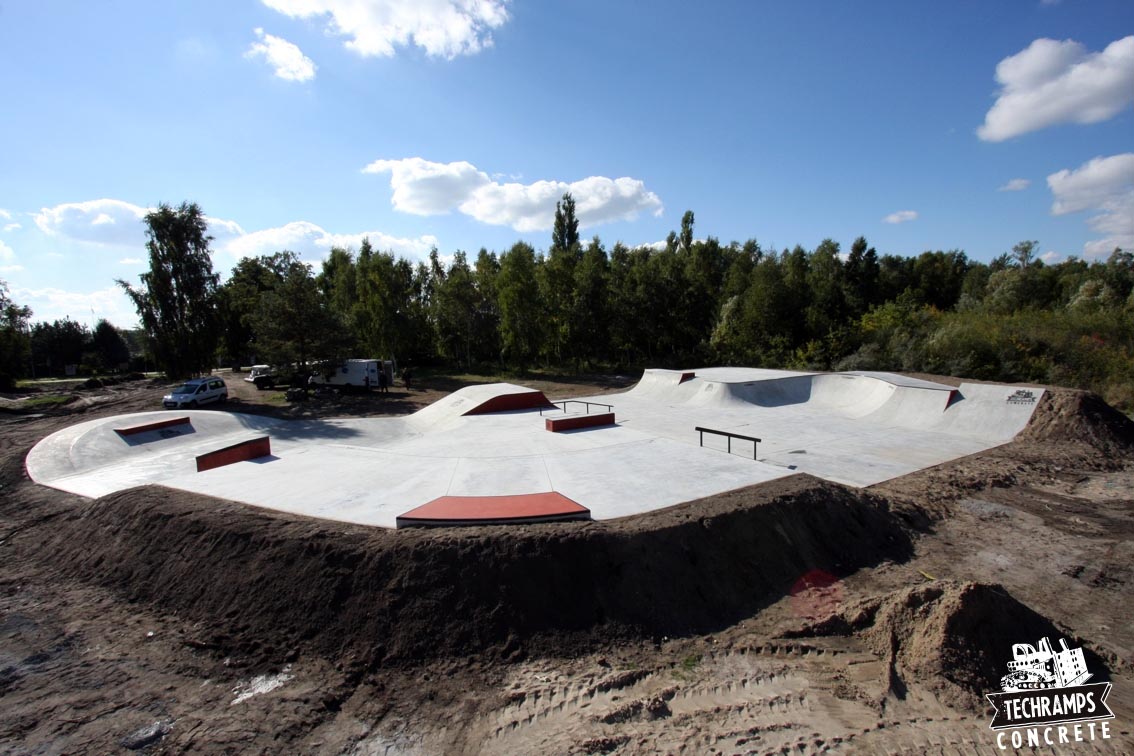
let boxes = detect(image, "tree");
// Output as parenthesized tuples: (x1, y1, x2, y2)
(217, 252, 295, 367)
(552, 193, 580, 252)
(679, 210, 695, 252)
(253, 252, 346, 370)
(118, 202, 219, 378)
(31, 318, 89, 376)
(90, 319, 130, 371)
(497, 241, 542, 369)
(1012, 240, 1039, 269)
(0, 280, 32, 389)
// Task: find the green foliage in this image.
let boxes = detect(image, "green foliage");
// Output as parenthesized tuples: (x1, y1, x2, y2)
(498, 241, 542, 369)
(118, 201, 219, 378)
(90, 319, 130, 371)
(252, 252, 348, 370)
(192, 216, 1134, 412)
(0, 280, 33, 390)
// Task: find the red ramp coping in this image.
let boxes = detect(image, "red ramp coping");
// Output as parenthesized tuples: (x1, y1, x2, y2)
(463, 389, 556, 415)
(195, 436, 271, 473)
(115, 416, 191, 437)
(545, 412, 615, 432)
(396, 492, 590, 528)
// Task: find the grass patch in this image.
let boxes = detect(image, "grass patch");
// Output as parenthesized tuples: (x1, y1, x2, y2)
(21, 394, 76, 408)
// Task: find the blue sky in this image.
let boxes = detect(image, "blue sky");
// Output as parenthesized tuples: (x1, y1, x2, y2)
(1, 0, 1131, 328)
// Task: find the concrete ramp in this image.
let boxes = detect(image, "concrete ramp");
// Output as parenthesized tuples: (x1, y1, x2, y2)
(405, 383, 554, 432)
(26, 410, 284, 498)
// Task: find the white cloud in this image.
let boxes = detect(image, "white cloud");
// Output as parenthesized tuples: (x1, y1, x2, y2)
(245, 28, 317, 82)
(364, 157, 664, 232)
(978, 36, 1134, 142)
(33, 200, 248, 253)
(0, 209, 11, 220)
(0, 265, 24, 273)
(14, 284, 138, 327)
(882, 210, 918, 224)
(0, 239, 14, 262)
(35, 198, 149, 246)
(363, 158, 490, 215)
(998, 178, 1030, 192)
(219, 220, 437, 261)
(118, 257, 144, 265)
(3, 223, 21, 232)
(262, 0, 509, 59)
(1047, 153, 1134, 257)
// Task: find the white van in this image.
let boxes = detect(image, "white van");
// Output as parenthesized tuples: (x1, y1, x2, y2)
(309, 359, 396, 389)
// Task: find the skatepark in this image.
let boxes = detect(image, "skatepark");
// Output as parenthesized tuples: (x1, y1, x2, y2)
(26, 367, 1043, 528)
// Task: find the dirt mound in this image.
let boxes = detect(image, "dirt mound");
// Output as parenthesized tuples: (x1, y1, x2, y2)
(1018, 388, 1134, 455)
(786, 581, 1108, 711)
(40, 476, 914, 669)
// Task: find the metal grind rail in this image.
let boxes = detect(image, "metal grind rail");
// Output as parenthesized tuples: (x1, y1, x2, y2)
(540, 400, 614, 416)
(695, 426, 761, 460)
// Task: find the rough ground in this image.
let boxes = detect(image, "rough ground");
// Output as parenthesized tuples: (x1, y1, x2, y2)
(1, 371, 1132, 755)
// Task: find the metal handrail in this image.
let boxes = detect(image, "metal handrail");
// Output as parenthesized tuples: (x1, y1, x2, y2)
(540, 399, 614, 416)
(695, 426, 761, 460)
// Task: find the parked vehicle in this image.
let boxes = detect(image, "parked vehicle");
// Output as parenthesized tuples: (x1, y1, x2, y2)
(308, 359, 396, 389)
(162, 377, 228, 408)
(244, 364, 277, 389)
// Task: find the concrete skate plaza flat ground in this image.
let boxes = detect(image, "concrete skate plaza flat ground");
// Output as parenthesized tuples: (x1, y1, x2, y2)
(26, 369, 1043, 528)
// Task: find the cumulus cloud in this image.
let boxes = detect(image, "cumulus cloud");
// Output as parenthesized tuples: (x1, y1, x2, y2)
(0, 209, 11, 220)
(35, 199, 149, 246)
(261, 0, 509, 59)
(363, 158, 490, 215)
(978, 36, 1134, 142)
(14, 284, 137, 326)
(3, 224, 21, 232)
(245, 28, 317, 82)
(882, 210, 918, 224)
(998, 178, 1030, 192)
(363, 157, 664, 232)
(1048, 153, 1134, 257)
(220, 220, 438, 261)
(0, 239, 13, 262)
(34, 199, 247, 252)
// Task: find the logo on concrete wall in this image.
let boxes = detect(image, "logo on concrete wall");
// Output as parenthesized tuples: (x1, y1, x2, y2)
(1006, 389, 1037, 405)
(987, 636, 1114, 750)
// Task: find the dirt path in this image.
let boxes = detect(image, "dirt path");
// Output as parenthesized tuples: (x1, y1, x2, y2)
(1, 373, 1132, 754)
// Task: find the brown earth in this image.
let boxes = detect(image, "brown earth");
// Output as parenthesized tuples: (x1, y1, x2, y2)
(1, 371, 1132, 754)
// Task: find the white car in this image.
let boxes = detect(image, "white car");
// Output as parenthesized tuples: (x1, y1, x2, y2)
(162, 377, 228, 409)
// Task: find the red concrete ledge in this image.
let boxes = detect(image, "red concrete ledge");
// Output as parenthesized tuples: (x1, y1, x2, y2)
(545, 412, 615, 432)
(396, 492, 590, 528)
(195, 436, 271, 473)
(115, 416, 191, 437)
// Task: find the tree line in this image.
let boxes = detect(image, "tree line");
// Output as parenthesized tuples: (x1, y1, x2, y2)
(1, 198, 1131, 410)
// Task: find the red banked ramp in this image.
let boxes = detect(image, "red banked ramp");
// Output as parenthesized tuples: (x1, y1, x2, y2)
(396, 492, 590, 528)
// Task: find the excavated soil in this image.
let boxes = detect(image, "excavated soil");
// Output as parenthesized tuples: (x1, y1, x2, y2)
(1, 373, 1133, 754)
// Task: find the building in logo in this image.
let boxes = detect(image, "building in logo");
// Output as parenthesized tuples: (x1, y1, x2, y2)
(987, 636, 1115, 750)
(1001, 637, 1091, 691)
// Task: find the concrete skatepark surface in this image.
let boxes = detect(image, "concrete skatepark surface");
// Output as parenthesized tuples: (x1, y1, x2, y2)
(5, 372, 1134, 755)
(26, 368, 1043, 528)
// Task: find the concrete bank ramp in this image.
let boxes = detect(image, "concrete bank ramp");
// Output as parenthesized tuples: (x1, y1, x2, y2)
(26, 410, 285, 498)
(405, 383, 554, 433)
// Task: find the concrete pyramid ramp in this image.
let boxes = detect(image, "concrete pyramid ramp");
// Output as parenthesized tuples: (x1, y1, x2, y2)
(405, 382, 554, 432)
